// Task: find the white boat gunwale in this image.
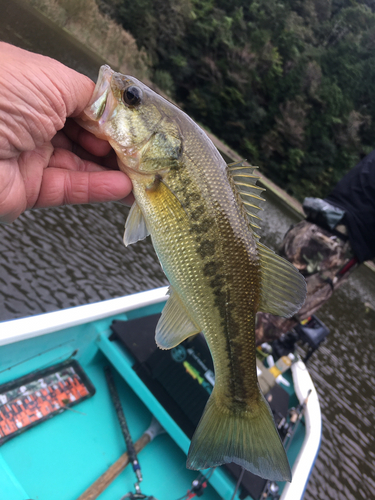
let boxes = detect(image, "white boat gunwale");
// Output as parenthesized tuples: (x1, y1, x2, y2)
(0, 286, 169, 347)
(280, 360, 322, 500)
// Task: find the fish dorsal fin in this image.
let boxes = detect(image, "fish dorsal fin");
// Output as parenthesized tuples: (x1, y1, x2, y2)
(123, 201, 150, 246)
(257, 242, 306, 317)
(156, 287, 201, 349)
(227, 161, 265, 235)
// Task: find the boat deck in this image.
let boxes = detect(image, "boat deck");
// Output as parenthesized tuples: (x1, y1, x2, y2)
(0, 295, 309, 500)
(2, 352, 222, 500)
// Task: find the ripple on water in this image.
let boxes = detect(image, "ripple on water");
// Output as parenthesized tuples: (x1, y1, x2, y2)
(0, 203, 167, 320)
(303, 274, 375, 500)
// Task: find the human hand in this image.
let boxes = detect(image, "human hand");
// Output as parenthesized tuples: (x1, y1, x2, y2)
(0, 43, 133, 224)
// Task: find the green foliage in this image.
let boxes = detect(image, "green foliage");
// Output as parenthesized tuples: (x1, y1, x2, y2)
(100, 0, 375, 199)
(153, 70, 175, 96)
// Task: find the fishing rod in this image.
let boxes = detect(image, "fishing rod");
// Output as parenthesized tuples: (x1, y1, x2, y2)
(76, 416, 164, 500)
(104, 366, 144, 489)
(0, 341, 75, 375)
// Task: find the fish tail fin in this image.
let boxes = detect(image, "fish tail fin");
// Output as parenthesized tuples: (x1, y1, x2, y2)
(186, 389, 291, 482)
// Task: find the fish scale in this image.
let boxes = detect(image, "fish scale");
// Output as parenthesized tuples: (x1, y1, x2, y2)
(78, 64, 306, 482)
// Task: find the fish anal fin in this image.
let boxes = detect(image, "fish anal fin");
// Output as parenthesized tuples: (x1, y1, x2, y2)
(123, 201, 150, 246)
(187, 389, 291, 481)
(156, 287, 200, 349)
(257, 242, 306, 317)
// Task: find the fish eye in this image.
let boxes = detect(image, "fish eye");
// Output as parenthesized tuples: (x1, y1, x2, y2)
(123, 86, 142, 107)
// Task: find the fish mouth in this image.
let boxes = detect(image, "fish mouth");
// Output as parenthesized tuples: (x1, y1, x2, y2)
(86, 65, 113, 121)
(77, 65, 117, 137)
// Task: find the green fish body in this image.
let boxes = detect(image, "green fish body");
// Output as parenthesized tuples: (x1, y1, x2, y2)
(78, 65, 306, 481)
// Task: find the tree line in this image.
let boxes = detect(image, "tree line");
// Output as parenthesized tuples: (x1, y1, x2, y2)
(99, 0, 375, 200)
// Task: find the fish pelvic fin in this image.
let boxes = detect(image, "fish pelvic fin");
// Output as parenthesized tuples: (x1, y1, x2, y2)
(156, 287, 200, 349)
(186, 389, 292, 482)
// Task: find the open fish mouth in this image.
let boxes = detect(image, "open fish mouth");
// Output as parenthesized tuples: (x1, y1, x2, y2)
(85, 65, 114, 122)
(77, 65, 119, 138)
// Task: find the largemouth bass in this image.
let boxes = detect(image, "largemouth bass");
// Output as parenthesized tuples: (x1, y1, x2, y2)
(78, 65, 306, 481)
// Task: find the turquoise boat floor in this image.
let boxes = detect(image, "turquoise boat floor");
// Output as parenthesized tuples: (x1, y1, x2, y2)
(0, 351, 222, 500)
(0, 307, 307, 500)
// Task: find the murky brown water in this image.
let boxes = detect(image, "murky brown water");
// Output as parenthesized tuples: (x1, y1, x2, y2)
(0, 203, 167, 318)
(1, 1, 375, 499)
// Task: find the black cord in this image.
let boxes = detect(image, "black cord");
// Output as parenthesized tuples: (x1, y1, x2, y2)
(230, 467, 244, 500)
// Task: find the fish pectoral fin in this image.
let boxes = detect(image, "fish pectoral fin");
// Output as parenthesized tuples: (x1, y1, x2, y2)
(156, 287, 201, 349)
(187, 389, 291, 481)
(158, 177, 189, 217)
(257, 241, 307, 317)
(123, 201, 150, 246)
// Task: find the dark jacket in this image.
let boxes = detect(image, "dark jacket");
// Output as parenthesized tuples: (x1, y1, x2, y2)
(325, 150, 375, 263)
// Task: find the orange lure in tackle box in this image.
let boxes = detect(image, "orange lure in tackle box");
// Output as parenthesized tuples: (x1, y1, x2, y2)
(0, 360, 95, 445)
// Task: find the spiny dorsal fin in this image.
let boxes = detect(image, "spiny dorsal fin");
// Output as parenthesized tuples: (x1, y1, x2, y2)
(155, 287, 201, 349)
(123, 201, 150, 246)
(227, 160, 265, 235)
(257, 242, 306, 317)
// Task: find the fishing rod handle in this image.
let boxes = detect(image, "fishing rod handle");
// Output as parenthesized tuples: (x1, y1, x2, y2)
(76, 432, 151, 500)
